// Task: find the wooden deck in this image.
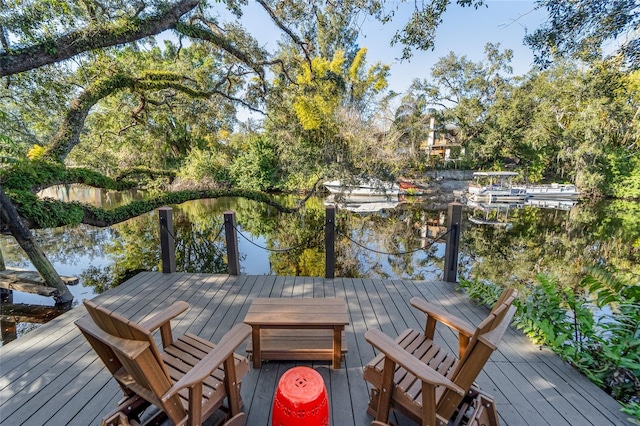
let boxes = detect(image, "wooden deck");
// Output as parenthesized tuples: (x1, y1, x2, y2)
(0, 272, 632, 425)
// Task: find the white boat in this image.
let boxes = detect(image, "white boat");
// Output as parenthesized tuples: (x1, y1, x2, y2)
(525, 198, 578, 210)
(525, 183, 579, 200)
(324, 194, 399, 213)
(467, 172, 527, 202)
(323, 178, 400, 196)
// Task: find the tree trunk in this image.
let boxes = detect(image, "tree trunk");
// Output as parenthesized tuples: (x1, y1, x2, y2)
(43, 71, 210, 162)
(0, 0, 200, 77)
(0, 186, 73, 304)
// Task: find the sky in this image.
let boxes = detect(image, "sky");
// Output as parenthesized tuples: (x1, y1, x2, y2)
(225, 0, 549, 95)
(360, 0, 548, 93)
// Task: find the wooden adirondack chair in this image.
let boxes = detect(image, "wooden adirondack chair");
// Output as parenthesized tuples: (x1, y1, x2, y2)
(362, 288, 517, 426)
(75, 299, 251, 426)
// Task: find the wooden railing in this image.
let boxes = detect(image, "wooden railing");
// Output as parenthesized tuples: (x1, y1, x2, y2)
(159, 202, 462, 282)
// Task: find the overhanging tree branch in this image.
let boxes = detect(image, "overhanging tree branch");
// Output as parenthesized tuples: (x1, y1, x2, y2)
(43, 70, 265, 162)
(0, 0, 200, 77)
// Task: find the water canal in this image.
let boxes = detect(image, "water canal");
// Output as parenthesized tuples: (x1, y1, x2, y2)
(1, 184, 639, 344)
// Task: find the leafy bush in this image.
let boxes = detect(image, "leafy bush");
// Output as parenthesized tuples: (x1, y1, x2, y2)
(229, 137, 281, 191)
(0, 134, 25, 166)
(461, 268, 640, 421)
(178, 148, 230, 183)
(9, 190, 85, 228)
(606, 148, 640, 199)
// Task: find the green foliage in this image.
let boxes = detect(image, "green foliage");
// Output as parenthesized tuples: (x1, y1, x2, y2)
(525, 0, 640, 70)
(463, 268, 640, 419)
(229, 137, 281, 191)
(477, 60, 640, 195)
(114, 167, 177, 182)
(514, 274, 595, 353)
(622, 402, 640, 425)
(0, 160, 135, 192)
(0, 133, 25, 166)
(0, 162, 291, 228)
(582, 266, 640, 306)
(457, 277, 503, 307)
(9, 190, 85, 228)
(178, 148, 230, 183)
(605, 147, 640, 199)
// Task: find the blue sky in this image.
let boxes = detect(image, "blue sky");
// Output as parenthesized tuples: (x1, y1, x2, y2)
(227, 0, 548, 94)
(361, 0, 547, 93)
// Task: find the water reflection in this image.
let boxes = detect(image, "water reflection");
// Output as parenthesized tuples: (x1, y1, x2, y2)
(2, 187, 639, 345)
(37, 184, 149, 209)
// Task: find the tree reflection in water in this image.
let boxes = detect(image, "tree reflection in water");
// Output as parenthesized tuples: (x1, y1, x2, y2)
(1, 188, 638, 344)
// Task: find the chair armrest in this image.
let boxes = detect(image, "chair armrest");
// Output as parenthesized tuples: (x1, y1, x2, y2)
(161, 323, 251, 402)
(364, 328, 464, 395)
(139, 301, 189, 332)
(410, 297, 475, 337)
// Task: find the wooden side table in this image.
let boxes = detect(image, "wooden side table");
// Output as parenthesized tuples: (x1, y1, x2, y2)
(243, 298, 349, 369)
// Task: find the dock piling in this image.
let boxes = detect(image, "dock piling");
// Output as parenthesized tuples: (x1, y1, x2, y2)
(325, 205, 336, 278)
(444, 202, 462, 283)
(159, 207, 176, 273)
(224, 211, 240, 276)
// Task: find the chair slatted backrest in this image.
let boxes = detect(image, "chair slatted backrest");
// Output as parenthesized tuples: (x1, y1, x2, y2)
(436, 289, 517, 419)
(80, 300, 187, 422)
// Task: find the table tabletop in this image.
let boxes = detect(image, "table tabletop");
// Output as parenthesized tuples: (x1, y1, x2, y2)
(244, 297, 349, 326)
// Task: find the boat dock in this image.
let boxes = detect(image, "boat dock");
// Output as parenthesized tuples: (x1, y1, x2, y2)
(0, 272, 632, 425)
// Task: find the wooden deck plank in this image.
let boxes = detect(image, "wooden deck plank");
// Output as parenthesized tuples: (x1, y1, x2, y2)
(513, 362, 590, 425)
(0, 270, 149, 359)
(339, 278, 377, 426)
(530, 358, 630, 425)
(481, 362, 550, 425)
(495, 361, 572, 426)
(0, 273, 633, 426)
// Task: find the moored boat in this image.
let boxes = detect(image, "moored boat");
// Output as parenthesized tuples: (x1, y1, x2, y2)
(324, 194, 399, 213)
(323, 178, 400, 196)
(525, 183, 579, 199)
(468, 171, 580, 202)
(467, 171, 527, 202)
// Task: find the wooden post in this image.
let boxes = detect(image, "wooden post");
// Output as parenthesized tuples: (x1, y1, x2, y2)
(1, 318, 17, 345)
(159, 207, 176, 273)
(325, 205, 336, 279)
(0, 185, 73, 304)
(444, 202, 462, 283)
(224, 211, 240, 276)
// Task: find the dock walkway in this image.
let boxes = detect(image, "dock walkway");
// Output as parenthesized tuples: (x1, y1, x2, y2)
(0, 272, 631, 425)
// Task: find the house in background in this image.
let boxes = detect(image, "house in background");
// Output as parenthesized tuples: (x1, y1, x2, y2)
(377, 115, 463, 164)
(421, 117, 463, 163)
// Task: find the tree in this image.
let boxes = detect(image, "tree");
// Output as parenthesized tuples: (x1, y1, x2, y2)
(49, 43, 241, 167)
(1, 0, 492, 168)
(265, 46, 391, 187)
(525, 0, 640, 70)
(482, 59, 640, 195)
(391, 92, 431, 156)
(410, 43, 513, 154)
(0, 0, 201, 77)
(0, 185, 73, 303)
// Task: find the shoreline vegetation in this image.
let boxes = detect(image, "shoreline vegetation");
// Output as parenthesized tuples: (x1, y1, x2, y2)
(1, 161, 639, 421)
(2, 160, 639, 232)
(0, 161, 298, 230)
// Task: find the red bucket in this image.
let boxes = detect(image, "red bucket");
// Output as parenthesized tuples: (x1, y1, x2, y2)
(272, 366, 329, 425)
